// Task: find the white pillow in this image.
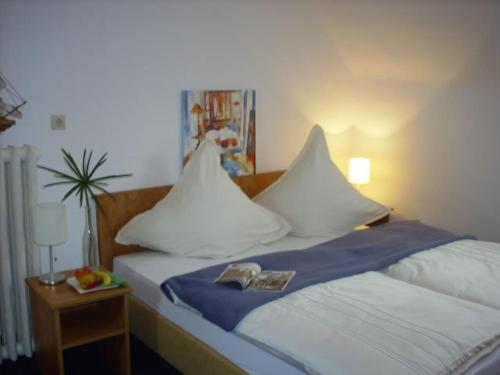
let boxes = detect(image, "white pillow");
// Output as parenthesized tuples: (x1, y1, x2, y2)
(253, 125, 388, 237)
(116, 140, 290, 258)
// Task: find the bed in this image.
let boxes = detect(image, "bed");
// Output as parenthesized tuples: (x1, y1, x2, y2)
(96, 170, 500, 375)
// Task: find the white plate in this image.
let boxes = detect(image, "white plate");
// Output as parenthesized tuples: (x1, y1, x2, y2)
(66, 276, 119, 294)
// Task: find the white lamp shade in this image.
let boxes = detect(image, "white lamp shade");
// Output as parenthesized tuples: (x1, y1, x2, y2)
(32, 203, 68, 246)
(348, 157, 371, 185)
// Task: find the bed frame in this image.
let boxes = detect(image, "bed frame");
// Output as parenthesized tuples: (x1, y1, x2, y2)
(96, 171, 285, 375)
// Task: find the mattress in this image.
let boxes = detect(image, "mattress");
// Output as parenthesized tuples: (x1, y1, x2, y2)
(114, 235, 500, 375)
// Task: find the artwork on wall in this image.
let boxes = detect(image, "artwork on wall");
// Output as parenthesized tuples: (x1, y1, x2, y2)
(181, 89, 256, 176)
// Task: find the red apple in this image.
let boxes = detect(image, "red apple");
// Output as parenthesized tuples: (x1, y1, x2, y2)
(78, 273, 100, 290)
(75, 267, 92, 281)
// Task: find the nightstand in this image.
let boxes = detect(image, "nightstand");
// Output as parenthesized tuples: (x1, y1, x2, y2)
(26, 269, 132, 375)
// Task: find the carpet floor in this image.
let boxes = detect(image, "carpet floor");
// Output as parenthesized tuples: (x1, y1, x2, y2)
(0, 335, 182, 375)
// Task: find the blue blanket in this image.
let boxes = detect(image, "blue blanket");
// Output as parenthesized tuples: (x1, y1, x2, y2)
(161, 221, 472, 331)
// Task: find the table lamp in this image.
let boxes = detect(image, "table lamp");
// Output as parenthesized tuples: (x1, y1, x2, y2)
(348, 157, 371, 189)
(33, 202, 68, 285)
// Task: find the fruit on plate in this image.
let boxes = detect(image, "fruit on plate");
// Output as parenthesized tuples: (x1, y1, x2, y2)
(74, 267, 115, 290)
(78, 272, 100, 290)
(94, 271, 112, 286)
(75, 266, 92, 281)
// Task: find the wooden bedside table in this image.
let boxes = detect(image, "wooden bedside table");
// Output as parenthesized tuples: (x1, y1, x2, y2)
(26, 269, 132, 375)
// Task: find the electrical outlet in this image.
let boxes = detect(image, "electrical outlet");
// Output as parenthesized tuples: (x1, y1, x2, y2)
(51, 115, 66, 130)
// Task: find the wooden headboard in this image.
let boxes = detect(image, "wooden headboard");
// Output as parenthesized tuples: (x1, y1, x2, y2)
(96, 170, 284, 270)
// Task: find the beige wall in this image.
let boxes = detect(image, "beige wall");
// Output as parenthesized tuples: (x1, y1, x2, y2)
(1, 0, 499, 270)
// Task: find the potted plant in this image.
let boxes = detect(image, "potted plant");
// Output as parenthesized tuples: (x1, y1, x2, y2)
(39, 149, 132, 267)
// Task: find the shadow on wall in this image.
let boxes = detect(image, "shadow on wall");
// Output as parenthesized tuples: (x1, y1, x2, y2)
(280, 0, 497, 137)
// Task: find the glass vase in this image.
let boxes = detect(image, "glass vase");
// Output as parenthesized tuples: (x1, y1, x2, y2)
(82, 204, 99, 268)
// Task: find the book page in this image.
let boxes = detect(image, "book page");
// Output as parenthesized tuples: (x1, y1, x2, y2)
(214, 263, 261, 289)
(248, 270, 296, 292)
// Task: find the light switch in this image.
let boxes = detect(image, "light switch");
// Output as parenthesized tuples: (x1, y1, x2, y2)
(51, 115, 66, 130)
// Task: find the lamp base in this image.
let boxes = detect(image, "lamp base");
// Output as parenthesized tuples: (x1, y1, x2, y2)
(39, 272, 66, 285)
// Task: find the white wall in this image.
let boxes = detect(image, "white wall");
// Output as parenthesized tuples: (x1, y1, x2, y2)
(1, 0, 499, 272)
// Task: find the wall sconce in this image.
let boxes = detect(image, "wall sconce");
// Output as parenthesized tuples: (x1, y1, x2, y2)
(348, 157, 371, 189)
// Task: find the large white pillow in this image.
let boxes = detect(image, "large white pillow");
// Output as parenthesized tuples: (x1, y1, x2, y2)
(116, 140, 290, 258)
(253, 125, 388, 237)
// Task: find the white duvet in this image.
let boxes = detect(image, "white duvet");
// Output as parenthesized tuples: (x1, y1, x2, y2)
(235, 271, 500, 375)
(168, 238, 500, 375)
(235, 240, 500, 374)
(383, 240, 500, 309)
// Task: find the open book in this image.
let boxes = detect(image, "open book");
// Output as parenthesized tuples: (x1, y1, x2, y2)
(214, 263, 295, 292)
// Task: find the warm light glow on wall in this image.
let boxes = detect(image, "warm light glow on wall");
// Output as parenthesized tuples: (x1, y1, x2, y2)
(348, 157, 371, 185)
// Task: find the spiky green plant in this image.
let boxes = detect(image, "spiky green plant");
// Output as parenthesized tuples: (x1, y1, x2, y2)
(38, 149, 132, 211)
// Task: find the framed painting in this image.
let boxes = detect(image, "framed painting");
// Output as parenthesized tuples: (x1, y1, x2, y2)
(181, 89, 256, 176)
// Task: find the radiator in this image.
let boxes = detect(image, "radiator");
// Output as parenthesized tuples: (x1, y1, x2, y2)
(0, 145, 40, 363)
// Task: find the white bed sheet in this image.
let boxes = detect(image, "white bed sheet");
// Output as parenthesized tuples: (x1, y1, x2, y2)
(114, 235, 500, 375)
